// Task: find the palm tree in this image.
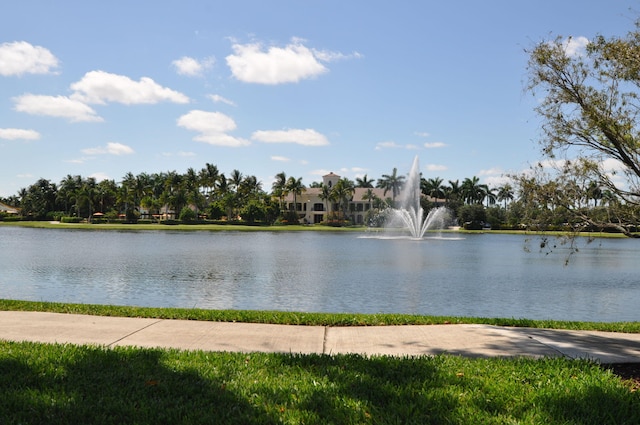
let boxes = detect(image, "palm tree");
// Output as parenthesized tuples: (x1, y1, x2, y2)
(332, 177, 355, 220)
(461, 176, 483, 204)
(285, 176, 306, 215)
(422, 177, 445, 202)
(319, 184, 332, 215)
(496, 184, 514, 209)
(58, 174, 82, 216)
(481, 184, 497, 207)
(376, 168, 405, 205)
(444, 179, 462, 203)
(271, 172, 287, 212)
(199, 163, 219, 199)
(355, 174, 374, 188)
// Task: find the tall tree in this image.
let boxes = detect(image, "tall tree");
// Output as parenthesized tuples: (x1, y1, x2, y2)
(526, 23, 640, 236)
(271, 172, 287, 212)
(376, 168, 405, 204)
(285, 176, 306, 215)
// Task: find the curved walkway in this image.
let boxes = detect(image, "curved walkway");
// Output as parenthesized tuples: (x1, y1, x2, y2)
(1, 311, 640, 363)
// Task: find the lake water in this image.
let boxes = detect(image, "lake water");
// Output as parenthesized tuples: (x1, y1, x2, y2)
(0, 226, 638, 322)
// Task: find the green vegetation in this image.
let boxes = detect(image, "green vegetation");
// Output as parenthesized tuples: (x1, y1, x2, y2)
(1, 341, 638, 424)
(1, 301, 639, 423)
(2, 299, 640, 332)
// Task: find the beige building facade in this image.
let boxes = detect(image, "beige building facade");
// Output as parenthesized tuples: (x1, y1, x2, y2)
(283, 172, 388, 225)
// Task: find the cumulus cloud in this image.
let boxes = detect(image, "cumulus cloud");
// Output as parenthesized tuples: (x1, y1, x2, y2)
(0, 41, 59, 76)
(271, 155, 290, 162)
(251, 128, 329, 146)
(82, 142, 134, 155)
(13, 94, 103, 122)
(177, 110, 250, 147)
(172, 56, 214, 76)
(226, 40, 328, 84)
(207, 94, 236, 106)
(562, 36, 589, 57)
(70, 70, 190, 104)
(0, 128, 40, 140)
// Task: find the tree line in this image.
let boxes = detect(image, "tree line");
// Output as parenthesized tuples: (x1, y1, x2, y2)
(3, 160, 626, 232)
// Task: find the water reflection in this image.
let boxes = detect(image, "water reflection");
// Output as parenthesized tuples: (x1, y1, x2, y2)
(0, 227, 638, 322)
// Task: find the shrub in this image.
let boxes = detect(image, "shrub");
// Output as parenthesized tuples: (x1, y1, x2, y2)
(179, 207, 197, 222)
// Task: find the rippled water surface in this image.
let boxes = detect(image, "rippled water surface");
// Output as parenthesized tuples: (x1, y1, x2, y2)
(1, 226, 638, 322)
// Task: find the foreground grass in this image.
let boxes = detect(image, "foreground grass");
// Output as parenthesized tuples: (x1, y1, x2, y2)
(2, 299, 640, 333)
(1, 340, 638, 424)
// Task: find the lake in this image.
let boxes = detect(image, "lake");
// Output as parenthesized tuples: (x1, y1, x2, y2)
(0, 226, 638, 322)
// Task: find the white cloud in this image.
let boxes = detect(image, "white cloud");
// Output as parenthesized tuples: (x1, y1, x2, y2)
(70, 70, 190, 105)
(0, 41, 59, 76)
(177, 109, 250, 147)
(426, 164, 448, 171)
(251, 128, 329, 146)
(479, 167, 503, 176)
(226, 40, 328, 84)
(484, 175, 511, 188)
(82, 142, 134, 155)
(312, 49, 363, 62)
(271, 155, 290, 162)
(562, 36, 589, 57)
(207, 94, 236, 106)
(414, 132, 430, 138)
(375, 141, 401, 150)
(13, 94, 103, 122)
(0, 128, 40, 140)
(375, 141, 423, 150)
(424, 142, 446, 148)
(172, 56, 214, 76)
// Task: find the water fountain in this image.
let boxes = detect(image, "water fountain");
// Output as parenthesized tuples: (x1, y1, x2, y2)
(388, 156, 450, 238)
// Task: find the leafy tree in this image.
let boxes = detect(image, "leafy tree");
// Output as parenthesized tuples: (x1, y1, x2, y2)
(526, 23, 640, 236)
(20, 178, 58, 220)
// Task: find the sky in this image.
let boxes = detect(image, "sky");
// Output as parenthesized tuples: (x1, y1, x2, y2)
(0, 0, 638, 198)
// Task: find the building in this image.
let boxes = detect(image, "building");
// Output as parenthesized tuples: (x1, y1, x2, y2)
(0, 202, 19, 215)
(283, 172, 388, 225)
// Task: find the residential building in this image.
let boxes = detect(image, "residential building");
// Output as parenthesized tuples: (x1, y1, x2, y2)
(283, 172, 388, 225)
(0, 202, 19, 215)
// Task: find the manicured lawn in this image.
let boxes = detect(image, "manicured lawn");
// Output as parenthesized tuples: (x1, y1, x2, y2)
(1, 300, 639, 423)
(1, 340, 638, 424)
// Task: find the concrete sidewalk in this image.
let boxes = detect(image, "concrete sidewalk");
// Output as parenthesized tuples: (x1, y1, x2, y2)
(1, 311, 640, 363)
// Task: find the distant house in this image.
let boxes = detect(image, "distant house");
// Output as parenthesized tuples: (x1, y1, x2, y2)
(0, 202, 19, 215)
(282, 172, 388, 225)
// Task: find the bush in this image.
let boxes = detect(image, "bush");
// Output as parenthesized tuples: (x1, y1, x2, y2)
(179, 207, 197, 222)
(60, 216, 83, 223)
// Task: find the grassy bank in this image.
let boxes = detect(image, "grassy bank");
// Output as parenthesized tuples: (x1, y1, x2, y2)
(1, 300, 639, 423)
(2, 299, 640, 332)
(0, 219, 629, 238)
(1, 341, 638, 424)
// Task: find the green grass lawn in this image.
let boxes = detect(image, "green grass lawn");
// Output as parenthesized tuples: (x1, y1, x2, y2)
(1, 300, 640, 423)
(1, 340, 638, 424)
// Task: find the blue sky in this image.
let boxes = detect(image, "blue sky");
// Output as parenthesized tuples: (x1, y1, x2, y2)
(0, 0, 636, 198)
